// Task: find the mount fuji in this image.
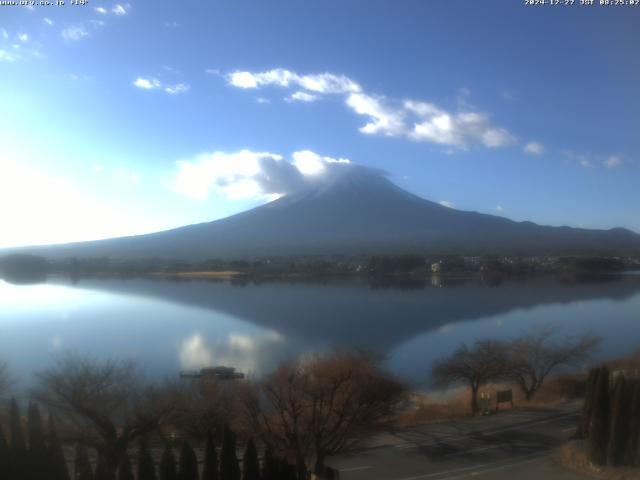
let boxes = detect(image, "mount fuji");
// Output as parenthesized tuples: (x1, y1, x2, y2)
(10, 166, 640, 259)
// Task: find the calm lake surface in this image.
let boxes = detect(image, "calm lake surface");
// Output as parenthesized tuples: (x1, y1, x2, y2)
(1, 274, 640, 392)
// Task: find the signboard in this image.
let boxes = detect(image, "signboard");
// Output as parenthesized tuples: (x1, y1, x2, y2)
(496, 389, 514, 411)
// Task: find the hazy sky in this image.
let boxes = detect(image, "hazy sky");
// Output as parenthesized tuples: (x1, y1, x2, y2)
(1, 0, 639, 248)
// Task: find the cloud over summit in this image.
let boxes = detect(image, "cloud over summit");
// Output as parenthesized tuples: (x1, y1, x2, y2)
(172, 149, 359, 201)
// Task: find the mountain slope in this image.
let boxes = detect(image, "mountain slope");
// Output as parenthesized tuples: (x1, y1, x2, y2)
(12, 168, 640, 259)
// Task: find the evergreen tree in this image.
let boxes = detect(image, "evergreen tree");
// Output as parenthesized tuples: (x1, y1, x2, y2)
(579, 368, 599, 438)
(242, 440, 260, 480)
(277, 459, 296, 480)
(94, 452, 114, 480)
(116, 453, 134, 480)
(588, 365, 611, 465)
(159, 444, 178, 480)
(260, 447, 277, 480)
(28, 402, 48, 480)
(0, 427, 9, 479)
(9, 397, 27, 480)
(202, 431, 219, 480)
(627, 379, 640, 465)
(74, 443, 94, 480)
(220, 425, 240, 480)
(178, 441, 198, 480)
(47, 414, 70, 480)
(220, 426, 240, 480)
(137, 438, 157, 480)
(607, 374, 632, 466)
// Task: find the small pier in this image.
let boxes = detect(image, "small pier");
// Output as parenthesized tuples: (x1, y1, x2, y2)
(179, 366, 245, 380)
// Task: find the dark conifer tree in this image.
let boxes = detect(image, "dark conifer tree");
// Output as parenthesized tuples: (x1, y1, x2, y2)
(116, 453, 134, 480)
(94, 452, 114, 480)
(202, 431, 219, 480)
(28, 402, 48, 480)
(0, 427, 9, 479)
(260, 447, 277, 480)
(74, 443, 94, 480)
(178, 441, 198, 480)
(220, 426, 240, 480)
(241, 440, 260, 480)
(159, 444, 178, 480)
(629, 380, 640, 465)
(47, 414, 70, 480)
(607, 374, 632, 466)
(579, 368, 599, 438)
(9, 397, 27, 480)
(588, 365, 611, 465)
(277, 459, 296, 480)
(137, 438, 157, 480)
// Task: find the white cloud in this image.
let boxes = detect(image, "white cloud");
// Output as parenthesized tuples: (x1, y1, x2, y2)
(580, 159, 592, 169)
(226, 68, 515, 150)
(94, 6, 107, 13)
(292, 150, 350, 176)
(604, 155, 622, 169)
(165, 21, 180, 28)
(0, 49, 17, 62)
(164, 83, 189, 95)
(1, 28, 8, 40)
(61, 26, 89, 41)
(172, 149, 353, 201)
(133, 77, 189, 94)
(18, 33, 29, 42)
(286, 91, 319, 103)
(44, 18, 53, 26)
(501, 90, 515, 101)
(69, 73, 93, 81)
(227, 68, 361, 94)
(408, 105, 515, 148)
(496, 205, 504, 212)
(112, 4, 129, 15)
(439, 200, 455, 209)
(524, 142, 544, 155)
(256, 97, 271, 104)
(133, 77, 161, 89)
(347, 93, 406, 136)
(114, 168, 139, 184)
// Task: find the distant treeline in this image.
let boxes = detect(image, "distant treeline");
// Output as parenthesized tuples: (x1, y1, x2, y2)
(0, 252, 638, 282)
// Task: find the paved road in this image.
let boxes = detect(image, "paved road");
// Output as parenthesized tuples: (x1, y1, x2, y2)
(328, 405, 588, 480)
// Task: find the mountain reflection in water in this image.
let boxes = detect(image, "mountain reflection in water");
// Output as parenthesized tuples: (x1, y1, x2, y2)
(1, 274, 639, 390)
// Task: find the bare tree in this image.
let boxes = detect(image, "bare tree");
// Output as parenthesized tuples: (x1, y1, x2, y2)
(32, 355, 174, 476)
(504, 328, 600, 401)
(163, 378, 234, 443)
(0, 361, 11, 397)
(431, 340, 508, 415)
(237, 351, 406, 478)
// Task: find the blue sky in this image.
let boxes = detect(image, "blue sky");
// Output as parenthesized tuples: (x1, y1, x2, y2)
(1, 0, 638, 248)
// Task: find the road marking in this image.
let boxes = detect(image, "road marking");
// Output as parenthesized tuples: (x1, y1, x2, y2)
(392, 450, 551, 480)
(340, 466, 372, 472)
(393, 412, 577, 450)
(438, 453, 550, 480)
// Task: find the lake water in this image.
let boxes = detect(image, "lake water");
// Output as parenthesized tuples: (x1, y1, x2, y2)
(1, 274, 640, 392)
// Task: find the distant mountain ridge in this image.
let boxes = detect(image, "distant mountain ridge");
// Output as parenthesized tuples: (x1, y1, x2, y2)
(8, 167, 640, 259)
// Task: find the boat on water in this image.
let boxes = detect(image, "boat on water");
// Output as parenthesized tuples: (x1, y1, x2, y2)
(179, 366, 245, 380)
